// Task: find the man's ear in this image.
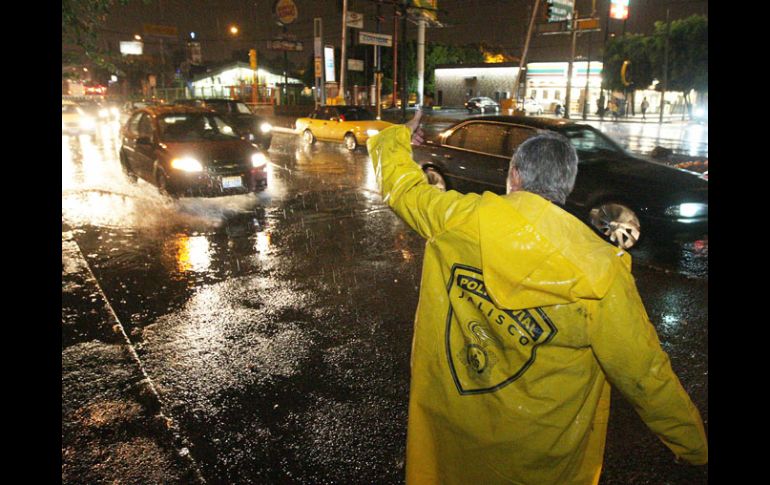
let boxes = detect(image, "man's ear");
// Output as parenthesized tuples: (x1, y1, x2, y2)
(506, 166, 521, 194)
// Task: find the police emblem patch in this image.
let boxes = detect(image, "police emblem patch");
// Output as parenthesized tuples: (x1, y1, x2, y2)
(445, 264, 558, 395)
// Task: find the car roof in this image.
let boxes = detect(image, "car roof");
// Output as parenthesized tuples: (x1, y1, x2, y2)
(142, 105, 215, 116)
(457, 115, 576, 130)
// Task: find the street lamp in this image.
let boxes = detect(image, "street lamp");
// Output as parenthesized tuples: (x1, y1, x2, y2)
(134, 34, 142, 41)
(229, 25, 239, 36)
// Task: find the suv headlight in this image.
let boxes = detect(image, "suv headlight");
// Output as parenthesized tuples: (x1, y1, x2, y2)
(79, 116, 96, 129)
(251, 152, 269, 168)
(171, 157, 203, 172)
(259, 122, 273, 133)
(664, 202, 707, 218)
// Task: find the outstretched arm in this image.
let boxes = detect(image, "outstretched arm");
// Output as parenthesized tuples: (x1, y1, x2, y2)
(366, 110, 478, 240)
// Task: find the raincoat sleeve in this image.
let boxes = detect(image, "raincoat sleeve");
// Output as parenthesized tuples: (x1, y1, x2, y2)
(588, 268, 708, 465)
(367, 125, 478, 240)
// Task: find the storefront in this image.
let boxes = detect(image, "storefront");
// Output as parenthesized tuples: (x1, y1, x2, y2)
(190, 62, 303, 104)
(524, 61, 603, 115)
(434, 63, 521, 108)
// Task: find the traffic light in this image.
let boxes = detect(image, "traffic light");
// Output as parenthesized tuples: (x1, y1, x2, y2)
(609, 0, 629, 20)
(249, 49, 257, 70)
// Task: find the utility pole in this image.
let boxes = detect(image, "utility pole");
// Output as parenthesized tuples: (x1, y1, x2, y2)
(659, 7, 670, 124)
(400, 1, 408, 122)
(582, 31, 592, 120)
(565, 9, 578, 119)
(340, 0, 349, 104)
(512, 0, 541, 110)
(392, 6, 399, 109)
(375, 2, 383, 119)
(417, 16, 426, 107)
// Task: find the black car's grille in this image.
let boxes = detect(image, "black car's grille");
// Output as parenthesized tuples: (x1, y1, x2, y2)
(209, 159, 249, 176)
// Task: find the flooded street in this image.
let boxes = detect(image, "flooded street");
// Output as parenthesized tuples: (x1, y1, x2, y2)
(62, 122, 707, 484)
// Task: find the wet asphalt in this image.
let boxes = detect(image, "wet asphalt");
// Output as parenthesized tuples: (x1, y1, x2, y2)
(62, 121, 707, 484)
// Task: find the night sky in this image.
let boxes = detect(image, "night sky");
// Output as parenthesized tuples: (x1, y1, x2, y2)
(99, 0, 707, 68)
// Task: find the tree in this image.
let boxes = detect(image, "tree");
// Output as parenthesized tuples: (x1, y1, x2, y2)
(62, 0, 148, 71)
(650, 14, 708, 119)
(601, 34, 654, 93)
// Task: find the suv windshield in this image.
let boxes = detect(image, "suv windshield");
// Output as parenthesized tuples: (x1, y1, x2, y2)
(158, 113, 240, 142)
(558, 125, 625, 160)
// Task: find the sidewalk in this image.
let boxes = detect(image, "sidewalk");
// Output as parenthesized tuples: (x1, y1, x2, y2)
(62, 229, 205, 484)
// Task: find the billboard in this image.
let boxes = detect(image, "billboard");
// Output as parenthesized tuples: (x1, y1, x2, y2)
(324, 45, 335, 82)
(120, 41, 143, 56)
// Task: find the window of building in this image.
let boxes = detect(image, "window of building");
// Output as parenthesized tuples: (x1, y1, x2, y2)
(555, 90, 561, 100)
(543, 90, 549, 100)
(531, 90, 537, 99)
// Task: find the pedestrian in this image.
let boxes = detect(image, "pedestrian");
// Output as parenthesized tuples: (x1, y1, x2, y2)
(609, 98, 619, 121)
(366, 109, 708, 485)
(597, 92, 606, 119)
(641, 96, 650, 120)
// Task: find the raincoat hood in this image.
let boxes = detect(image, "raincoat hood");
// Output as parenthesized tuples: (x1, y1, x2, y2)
(478, 191, 631, 310)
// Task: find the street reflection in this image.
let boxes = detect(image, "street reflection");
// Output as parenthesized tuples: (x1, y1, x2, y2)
(168, 234, 212, 273)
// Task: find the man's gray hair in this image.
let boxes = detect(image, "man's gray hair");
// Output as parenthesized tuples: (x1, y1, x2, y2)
(508, 132, 578, 204)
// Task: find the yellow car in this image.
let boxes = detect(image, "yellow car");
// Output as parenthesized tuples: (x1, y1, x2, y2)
(295, 106, 393, 150)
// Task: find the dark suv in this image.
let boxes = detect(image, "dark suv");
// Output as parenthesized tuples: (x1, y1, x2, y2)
(176, 98, 273, 150)
(120, 106, 269, 197)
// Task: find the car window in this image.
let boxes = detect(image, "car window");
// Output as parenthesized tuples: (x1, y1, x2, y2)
(446, 122, 510, 157)
(338, 107, 375, 121)
(504, 126, 538, 157)
(137, 114, 153, 137)
(127, 113, 143, 135)
(235, 102, 252, 114)
(158, 113, 240, 142)
(559, 126, 624, 160)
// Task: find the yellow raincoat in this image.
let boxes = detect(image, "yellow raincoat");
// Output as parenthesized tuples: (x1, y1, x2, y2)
(367, 125, 707, 485)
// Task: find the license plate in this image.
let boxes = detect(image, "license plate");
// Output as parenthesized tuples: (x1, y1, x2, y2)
(222, 176, 243, 189)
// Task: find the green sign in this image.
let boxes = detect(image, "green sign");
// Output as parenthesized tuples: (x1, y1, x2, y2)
(548, 0, 574, 22)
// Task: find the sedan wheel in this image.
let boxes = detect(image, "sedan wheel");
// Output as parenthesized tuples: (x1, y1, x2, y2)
(344, 133, 358, 151)
(424, 167, 447, 191)
(303, 129, 316, 145)
(589, 203, 641, 249)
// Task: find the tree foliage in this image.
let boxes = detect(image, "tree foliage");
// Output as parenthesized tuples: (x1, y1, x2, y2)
(602, 33, 654, 93)
(650, 14, 708, 94)
(62, 0, 148, 72)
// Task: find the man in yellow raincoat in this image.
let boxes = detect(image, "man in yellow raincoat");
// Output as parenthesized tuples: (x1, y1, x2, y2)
(366, 110, 707, 485)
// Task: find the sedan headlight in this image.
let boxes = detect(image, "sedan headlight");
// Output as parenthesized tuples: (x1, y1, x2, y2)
(664, 202, 708, 218)
(366, 129, 380, 137)
(171, 157, 204, 172)
(251, 152, 269, 168)
(259, 122, 273, 133)
(99, 108, 109, 118)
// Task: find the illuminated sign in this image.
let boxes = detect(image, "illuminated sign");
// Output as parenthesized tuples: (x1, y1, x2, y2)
(610, 0, 629, 20)
(119, 41, 143, 56)
(274, 0, 298, 25)
(324, 45, 335, 82)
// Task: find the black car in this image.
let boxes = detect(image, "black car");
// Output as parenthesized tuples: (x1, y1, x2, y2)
(120, 106, 269, 197)
(176, 98, 273, 150)
(413, 116, 707, 249)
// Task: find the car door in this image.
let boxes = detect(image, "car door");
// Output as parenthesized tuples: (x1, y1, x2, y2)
(439, 121, 515, 194)
(133, 113, 157, 179)
(122, 112, 147, 177)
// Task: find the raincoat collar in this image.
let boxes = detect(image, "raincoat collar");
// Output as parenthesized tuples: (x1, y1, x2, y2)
(478, 191, 631, 310)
